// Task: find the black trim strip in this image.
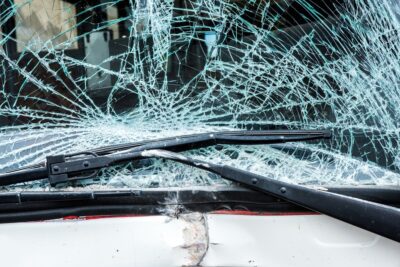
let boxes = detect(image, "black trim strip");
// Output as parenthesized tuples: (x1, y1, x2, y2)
(0, 186, 399, 223)
(1, 186, 399, 205)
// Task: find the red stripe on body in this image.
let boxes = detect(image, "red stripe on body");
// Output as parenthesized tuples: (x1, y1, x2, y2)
(61, 210, 318, 220)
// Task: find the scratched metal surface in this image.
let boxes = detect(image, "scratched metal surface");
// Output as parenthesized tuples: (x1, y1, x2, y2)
(0, 213, 399, 266)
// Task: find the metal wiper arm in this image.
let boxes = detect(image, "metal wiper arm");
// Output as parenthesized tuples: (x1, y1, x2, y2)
(0, 129, 330, 186)
(139, 150, 400, 243)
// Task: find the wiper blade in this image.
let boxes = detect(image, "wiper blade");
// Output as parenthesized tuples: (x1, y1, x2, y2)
(72, 129, 331, 155)
(0, 129, 330, 186)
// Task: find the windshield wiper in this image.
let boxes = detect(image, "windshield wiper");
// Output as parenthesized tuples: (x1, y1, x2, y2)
(0, 129, 329, 186)
(1, 129, 399, 242)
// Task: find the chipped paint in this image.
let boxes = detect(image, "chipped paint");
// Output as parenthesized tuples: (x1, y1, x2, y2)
(141, 149, 190, 162)
(180, 213, 209, 266)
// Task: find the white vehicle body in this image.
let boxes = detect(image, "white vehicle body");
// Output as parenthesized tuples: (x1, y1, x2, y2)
(1, 212, 399, 267)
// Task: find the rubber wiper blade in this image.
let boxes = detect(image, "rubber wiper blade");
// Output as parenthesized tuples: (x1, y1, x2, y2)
(0, 129, 330, 186)
(77, 129, 331, 155)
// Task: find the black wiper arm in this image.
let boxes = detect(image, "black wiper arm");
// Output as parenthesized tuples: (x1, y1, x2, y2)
(0, 129, 330, 186)
(139, 150, 400, 243)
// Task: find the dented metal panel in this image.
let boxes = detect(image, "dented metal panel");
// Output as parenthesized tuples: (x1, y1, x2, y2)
(0, 214, 398, 267)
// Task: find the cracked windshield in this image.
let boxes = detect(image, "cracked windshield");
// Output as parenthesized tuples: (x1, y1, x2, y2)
(0, 0, 399, 190)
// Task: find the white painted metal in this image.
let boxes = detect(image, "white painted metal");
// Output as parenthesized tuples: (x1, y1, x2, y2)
(0, 214, 398, 267)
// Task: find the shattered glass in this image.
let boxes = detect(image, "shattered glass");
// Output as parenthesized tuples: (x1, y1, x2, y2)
(0, 0, 400, 190)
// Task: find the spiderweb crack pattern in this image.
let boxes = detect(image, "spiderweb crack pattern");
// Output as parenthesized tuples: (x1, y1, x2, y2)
(0, 0, 399, 190)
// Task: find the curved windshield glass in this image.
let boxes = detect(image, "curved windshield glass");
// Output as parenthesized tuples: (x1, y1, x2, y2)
(0, 0, 399, 190)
